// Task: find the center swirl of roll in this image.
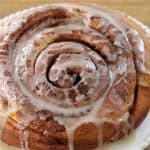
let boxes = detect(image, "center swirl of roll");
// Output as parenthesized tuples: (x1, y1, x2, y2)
(16, 38, 109, 108)
(10, 6, 138, 118)
(48, 54, 95, 88)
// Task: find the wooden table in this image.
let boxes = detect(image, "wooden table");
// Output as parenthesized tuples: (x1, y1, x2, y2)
(0, 0, 150, 149)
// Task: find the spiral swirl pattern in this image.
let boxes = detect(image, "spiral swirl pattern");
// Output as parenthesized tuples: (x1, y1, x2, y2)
(0, 4, 149, 150)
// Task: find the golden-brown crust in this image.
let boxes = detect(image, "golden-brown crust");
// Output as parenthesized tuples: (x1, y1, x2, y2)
(0, 3, 149, 150)
(1, 117, 69, 150)
(1, 118, 21, 148)
(130, 85, 150, 128)
(74, 123, 98, 150)
(122, 12, 150, 128)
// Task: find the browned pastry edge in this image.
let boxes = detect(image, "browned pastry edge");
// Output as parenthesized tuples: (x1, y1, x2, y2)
(121, 14, 150, 127)
(0, 4, 150, 150)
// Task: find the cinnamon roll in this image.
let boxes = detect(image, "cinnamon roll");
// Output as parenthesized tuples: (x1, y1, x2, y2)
(0, 3, 149, 150)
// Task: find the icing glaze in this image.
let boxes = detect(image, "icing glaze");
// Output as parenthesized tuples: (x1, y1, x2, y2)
(0, 4, 149, 150)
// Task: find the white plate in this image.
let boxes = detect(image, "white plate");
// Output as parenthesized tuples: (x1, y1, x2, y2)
(102, 112, 150, 150)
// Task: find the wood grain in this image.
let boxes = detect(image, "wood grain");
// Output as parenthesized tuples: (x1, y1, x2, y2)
(0, 0, 149, 149)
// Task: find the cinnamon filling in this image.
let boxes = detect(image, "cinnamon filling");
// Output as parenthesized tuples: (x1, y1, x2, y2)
(0, 4, 148, 150)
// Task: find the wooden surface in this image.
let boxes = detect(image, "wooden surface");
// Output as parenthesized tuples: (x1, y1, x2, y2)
(0, 0, 149, 149)
(0, 0, 150, 26)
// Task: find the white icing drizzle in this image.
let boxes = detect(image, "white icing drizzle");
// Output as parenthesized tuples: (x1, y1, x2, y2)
(0, 3, 149, 150)
(55, 3, 147, 73)
(14, 70, 113, 150)
(51, 69, 115, 150)
(22, 130, 29, 150)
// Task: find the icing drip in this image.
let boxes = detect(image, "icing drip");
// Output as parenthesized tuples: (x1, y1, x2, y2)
(22, 130, 29, 150)
(0, 3, 148, 150)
